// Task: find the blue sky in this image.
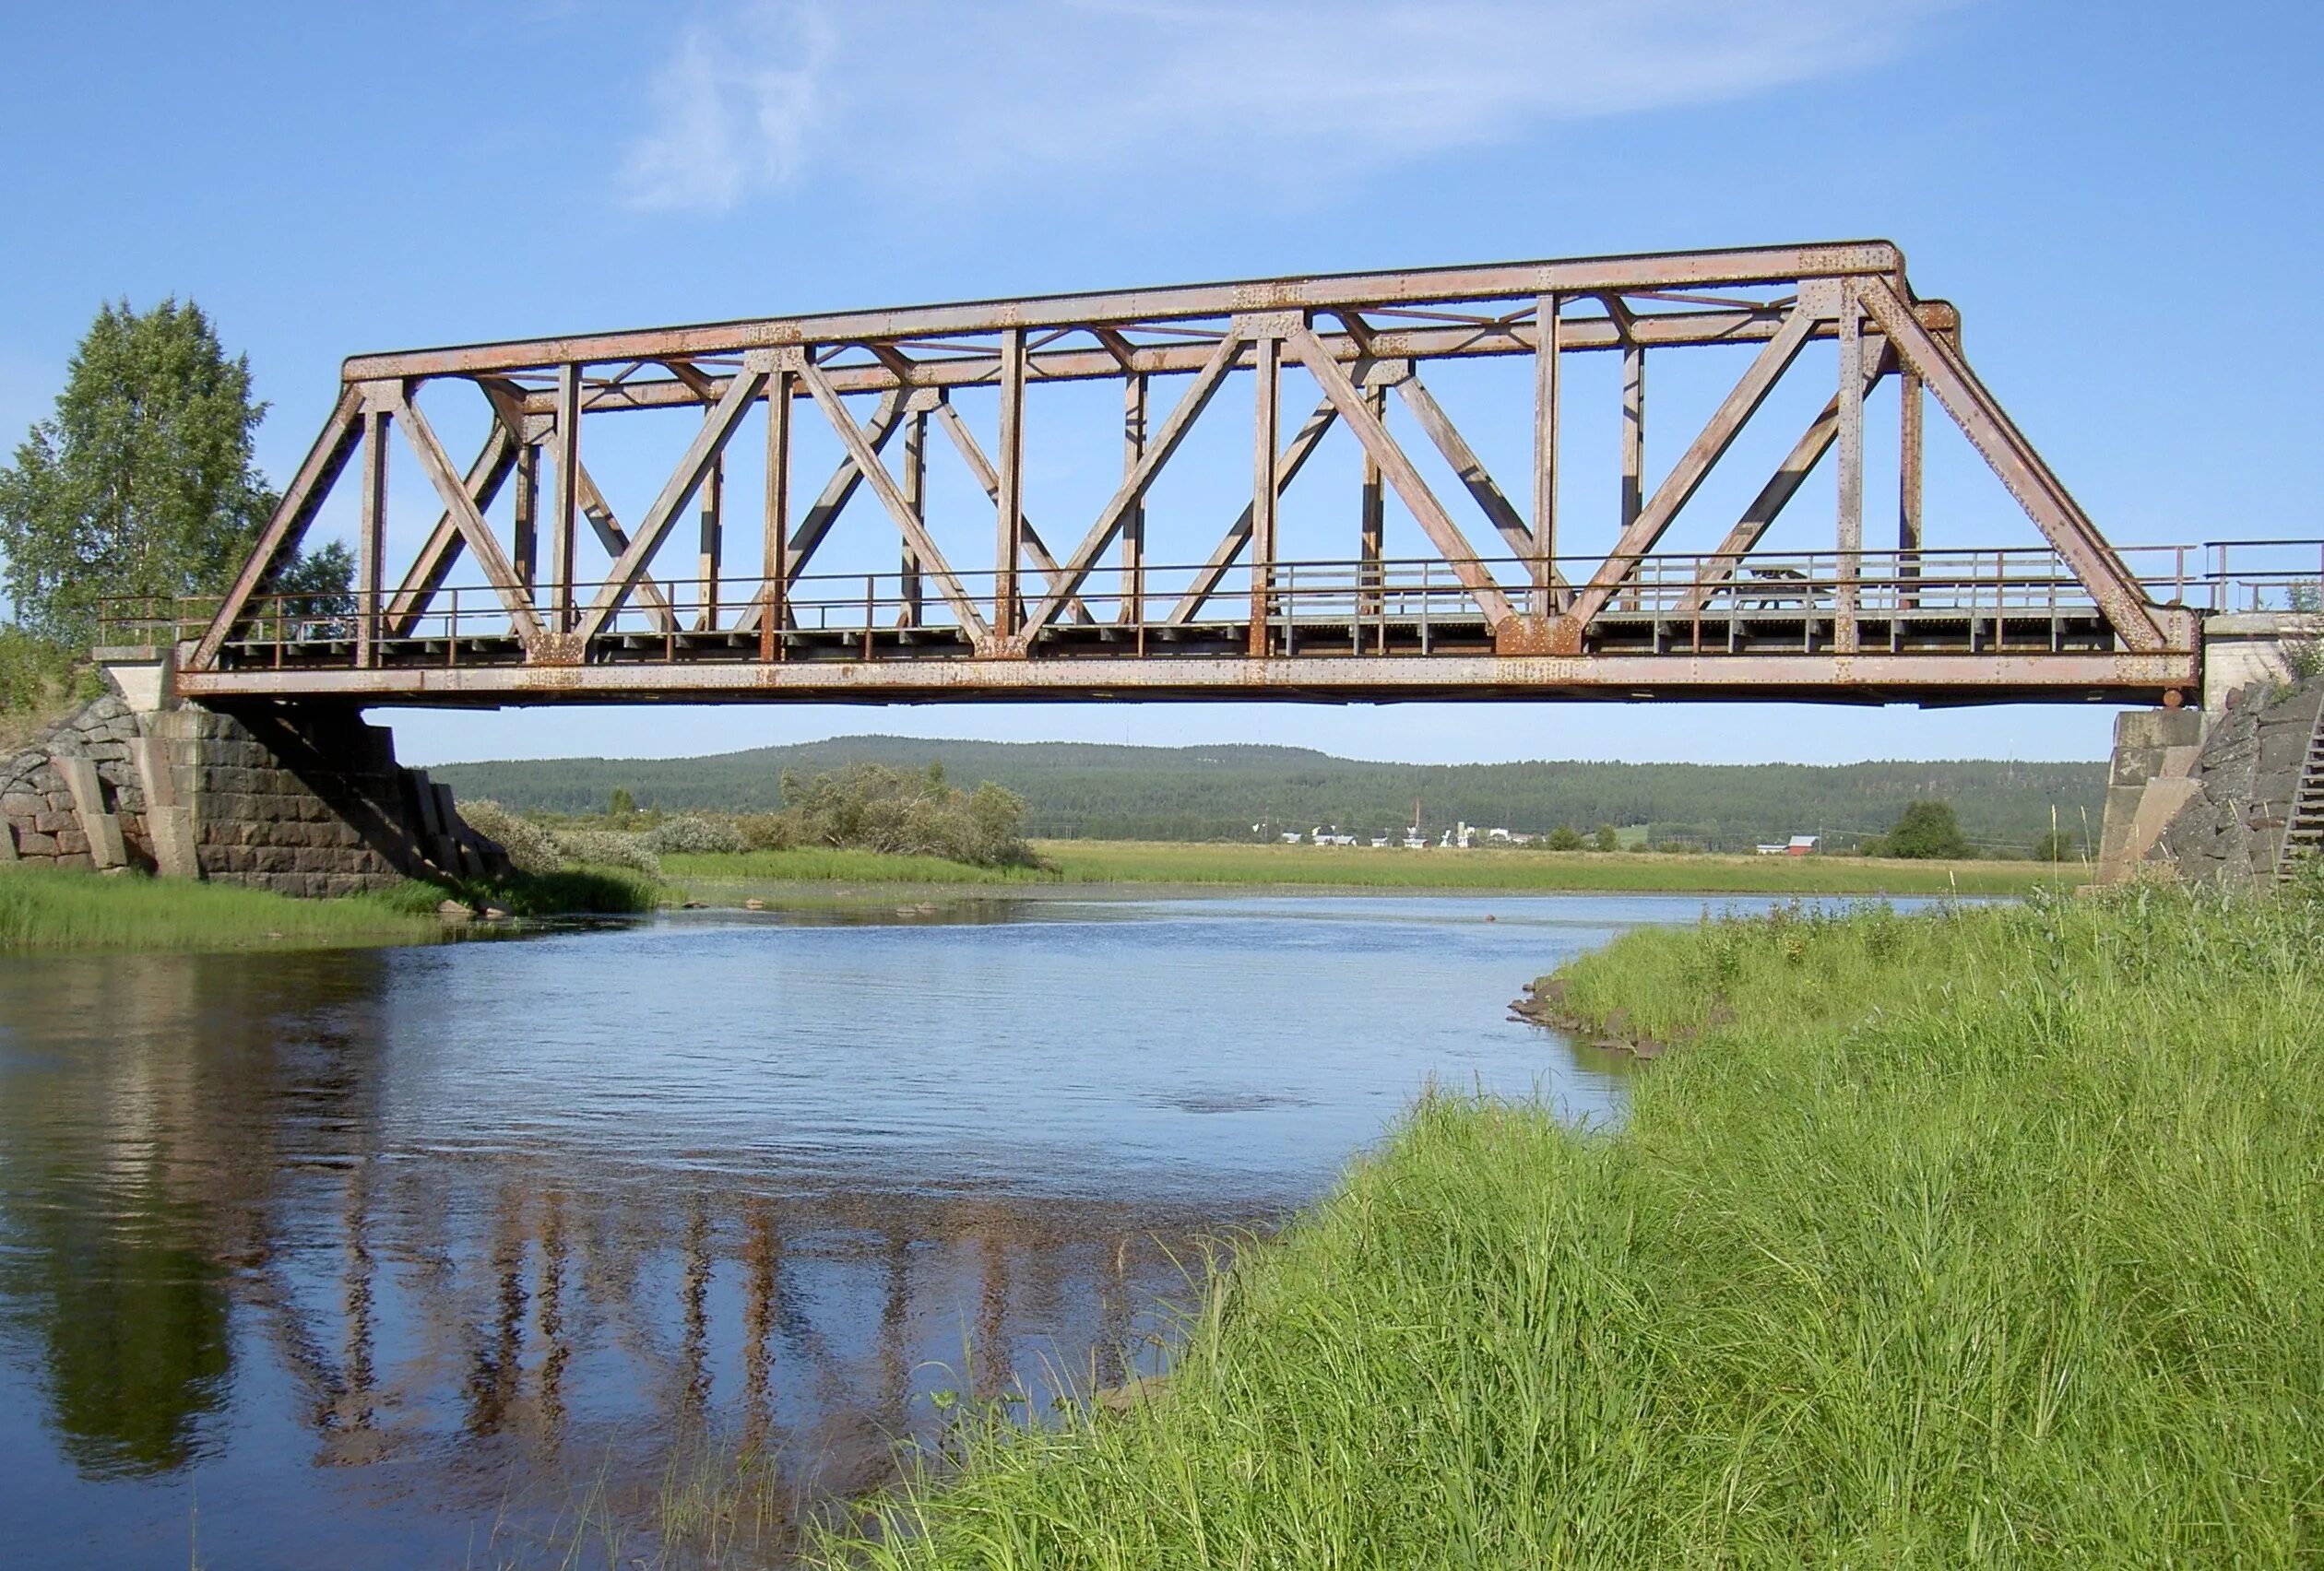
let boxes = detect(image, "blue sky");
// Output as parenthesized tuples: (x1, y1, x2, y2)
(2, 0, 2317, 766)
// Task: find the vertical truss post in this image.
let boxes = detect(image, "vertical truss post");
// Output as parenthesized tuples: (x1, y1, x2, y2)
(1899, 365, 1924, 608)
(1249, 330, 1282, 657)
(697, 455, 724, 630)
(899, 406, 925, 628)
(1360, 380, 1384, 617)
(995, 327, 1026, 643)
(356, 389, 392, 668)
(1619, 336, 1645, 610)
(1532, 293, 1560, 619)
(512, 435, 540, 595)
(1835, 282, 1864, 653)
(1121, 373, 1146, 624)
(551, 363, 582, 635)
(762, 359, 795, 659)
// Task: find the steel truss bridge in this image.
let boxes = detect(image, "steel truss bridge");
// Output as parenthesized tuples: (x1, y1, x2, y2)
(135, 242, 2217, 707)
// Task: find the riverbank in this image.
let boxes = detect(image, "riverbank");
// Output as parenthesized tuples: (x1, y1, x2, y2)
(0, 865, 669, 951)
(669, 840, 2068, 895)
(816, 887, 2322, 1565)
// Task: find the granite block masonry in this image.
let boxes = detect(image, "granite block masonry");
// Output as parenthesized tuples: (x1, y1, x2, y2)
(1, 682, 507, 897)
(2099, 672, 2324, 888)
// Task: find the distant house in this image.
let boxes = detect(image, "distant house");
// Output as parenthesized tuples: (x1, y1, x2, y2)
(1755, 843, 1788, 856)
(1786, 834, 1820, 856)
(1280, 831, 1303, 844)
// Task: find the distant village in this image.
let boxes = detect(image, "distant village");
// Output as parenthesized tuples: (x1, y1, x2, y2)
(1261, 813, 1822, 855)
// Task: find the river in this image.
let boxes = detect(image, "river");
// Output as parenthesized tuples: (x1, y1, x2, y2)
(0, 892, 1857, 1565)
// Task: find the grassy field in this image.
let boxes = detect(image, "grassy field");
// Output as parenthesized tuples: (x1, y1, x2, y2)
(0, 865, 668, 951)
(1035, 839, 2069, 894)
(813, 886, 2322, 1566)
(661, 847, 1062, 885)
(0, 867, 441, 950)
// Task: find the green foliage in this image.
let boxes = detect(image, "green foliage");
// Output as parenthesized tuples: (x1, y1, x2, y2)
(660, 847, 1061, 885)
(432, 736, 2104, 856)
(1593, 823, 1618, 853)
(824, 890, 2324, 1566)
(0, 625, 92, 729)
(0, 867, 435, 950)
(456, 798, 562, 876)
(775, 762, 1038, 868)
(2032, 826, 2086, 863)
(271, 537, 354, 626)
(547, 826, 663, 876)
(2283, 582, 2322, 680)
(641, 814, 747, 856)
(1545, 824, 1584, 851)
(0, 300, 276, 647)
(1880, 797, 1970, 859)
(378, 868, 666, 917)
(609, 786, 637, 819)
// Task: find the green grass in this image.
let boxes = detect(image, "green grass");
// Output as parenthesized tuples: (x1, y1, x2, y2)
(813, 887, 2324, 1567)
(0, 866, 438, 950)
(661, 847, 1061, 885)
(0, 864, 670, 952)
(1035, 838, 2069, 894)
(378, 864, 675, 917)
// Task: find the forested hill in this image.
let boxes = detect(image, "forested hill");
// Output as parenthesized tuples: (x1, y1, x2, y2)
(431, 736, 2107, 856)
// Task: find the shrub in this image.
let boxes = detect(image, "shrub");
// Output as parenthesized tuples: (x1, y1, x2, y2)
(1880, 798, 1970, 859)
(547, 827, 662, 876)
(642, 814, 748, 856)
(456, 797, 561, 875)
(776, 762, 1038, 868)
(1546, 824, 1585, 851)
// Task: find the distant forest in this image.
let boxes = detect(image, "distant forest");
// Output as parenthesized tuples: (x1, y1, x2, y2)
(432, 736, 2107, 856)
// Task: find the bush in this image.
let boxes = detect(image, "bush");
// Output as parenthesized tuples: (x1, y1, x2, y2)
(456, 797, 562, 875)
(732, 812, 796, 852)
(1545, 824, 1584, 851)
(547, 827, 662, 876)
(775, 762, 1038, 868)
(642, 814, 748, 856)
(1880, 798, 1970, 859)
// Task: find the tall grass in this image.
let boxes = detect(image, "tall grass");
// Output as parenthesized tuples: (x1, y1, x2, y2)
(1038, 838, 2064, 895)
(661, 847, 1062, 885)
(0, 867, 437, 950)
(816, 887, 2324, 1566)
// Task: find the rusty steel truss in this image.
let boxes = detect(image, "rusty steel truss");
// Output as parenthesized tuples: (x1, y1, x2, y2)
(163, 241, 2200, 706)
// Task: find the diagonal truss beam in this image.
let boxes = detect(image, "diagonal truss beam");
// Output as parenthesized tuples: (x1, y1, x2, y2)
(577, 356, 770, 643)
(1855, 277, 2164, 651)
(734, 389, 908, 635)
(1168, 392, 1340, 625)
(931, 400, 1096, 626)
(1678, 348, 1892, 615)
(1021, 330, 1245, 642)
(384, 419, 518, 637)
(391, 392, 548, 641)
(1393, 366, 1572, 611)
(797, 359, 992, 646)
(1565, 303, 1821, 630)
(574, 466, 680, 632)
(1284, 325, 1516, 627)
(196, 384, 365, 668)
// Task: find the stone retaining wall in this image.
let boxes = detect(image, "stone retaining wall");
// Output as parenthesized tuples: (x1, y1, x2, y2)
(2098, 674, 2323, 887)
(1, 690, 505, 896)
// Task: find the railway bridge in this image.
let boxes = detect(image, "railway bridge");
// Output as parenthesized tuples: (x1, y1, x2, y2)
(31, 243, 2320, 895)
(106, 241, 2239, 708)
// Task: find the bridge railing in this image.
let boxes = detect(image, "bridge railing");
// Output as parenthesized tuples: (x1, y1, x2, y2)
(100, 541, 2217, 668)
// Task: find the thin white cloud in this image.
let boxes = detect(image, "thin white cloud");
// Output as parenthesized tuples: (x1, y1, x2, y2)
(617, 0, 1961, 213)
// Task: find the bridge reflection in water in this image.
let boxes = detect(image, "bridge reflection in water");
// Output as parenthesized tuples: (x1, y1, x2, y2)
(0, 899, 1631, 1565)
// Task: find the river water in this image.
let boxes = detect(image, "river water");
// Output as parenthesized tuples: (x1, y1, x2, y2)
(0, 892, 1812, 1565)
